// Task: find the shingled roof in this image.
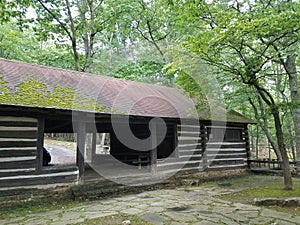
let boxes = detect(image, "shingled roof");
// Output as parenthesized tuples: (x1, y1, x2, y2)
(0, 58, 197, 119)
(0, 58, 254, 124)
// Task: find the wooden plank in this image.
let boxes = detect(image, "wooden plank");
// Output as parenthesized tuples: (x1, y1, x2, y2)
(76, 120, 86, 182)
(0, 159, 37, 169)
(0, 149, 36, 157)
(36, 117, 45, 172)
(0, 127, 37, 131)
(244, 125, 251, 169)
(0, 117, 37, 122)
(178, 139, 204, 145)
(202, 125, 208, 170)
(207, 148, 246, 154)
(0, 131, 37, 138)
(0, 171, 78, 188)
(0, 156, 36, 162)
(0, 141, 37, 148)
(150, 122, 157, 174)
(206, 143, 246, 149)
(178, 126, 202, 132)
(207, 164, 247, 170)
(174, 124, 179, 158)
(0, 121, 37, 127)
(178, 131, 203, 137)
(179, 149, 203, 156)
(0, 168, 36, 177)
(207, 153, 247, 160)
(178, 143, 202, 151)
(91, 132, 97, 163)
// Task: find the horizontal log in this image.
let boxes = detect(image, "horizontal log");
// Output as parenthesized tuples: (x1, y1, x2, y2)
(206, 143, 246, 149)
(179, 155, 202, 161)
(0, 165, 78, 177)
(0, 141, 37, 148)
(207, 153, 247, 160)
(209, 159, 246, 167)
(158, 156, 202, 164)
(0, 116, 37, 123)
(0, 172, 78, 188)
(0, 121, 37, 127)
(178, 144, 203, 151)
(0, 131, 37, 139)
(178, 139, 205, 145)
(207, 164, 247, 170)
(0, 159, 37, 169)
(0, 127, 37, 131)
(0, 168, 36, 177)
(178, 126, 203, 132)
(179, 150, 203, 156)
(157, 160, 200, 171)
(178, 136, 204, 141)
(178, 131, 203, 138)
(206, 149, 246, 154)
(0, 156, 36, 162)
(0, 149, 36, 158)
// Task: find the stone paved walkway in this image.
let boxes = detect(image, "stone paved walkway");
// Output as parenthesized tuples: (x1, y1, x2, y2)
(1, 184, 300, 225)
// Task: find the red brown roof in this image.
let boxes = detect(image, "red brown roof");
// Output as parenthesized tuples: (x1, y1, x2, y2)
(0, 58, 197, 119)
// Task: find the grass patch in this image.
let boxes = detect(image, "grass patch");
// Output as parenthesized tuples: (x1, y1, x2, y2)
(0, 198, 83, 220)
(74, 214, 153, 225)
(218, 179, 300, 216)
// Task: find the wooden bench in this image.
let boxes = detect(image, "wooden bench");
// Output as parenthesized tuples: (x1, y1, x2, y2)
(113, 152, 151, 170)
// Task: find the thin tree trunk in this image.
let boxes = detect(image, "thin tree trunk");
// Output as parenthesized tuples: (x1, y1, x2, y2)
(255, 85, 293, 190)
(285, 55, 300, 172)
(249, 97, 282, 160)
(273, 109, 293, 190)
(66, 0, 81, 71)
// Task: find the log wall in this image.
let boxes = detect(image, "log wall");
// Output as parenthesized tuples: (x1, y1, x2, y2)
(157, 123, 205, 173)
(157, 123, 249, 173)
(205, 124, 248, 169)
(0, 116, 78, 194)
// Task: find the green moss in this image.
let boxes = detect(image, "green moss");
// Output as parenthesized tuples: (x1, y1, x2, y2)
(0, 77, 108, 112)
(218, 179, 300, 216)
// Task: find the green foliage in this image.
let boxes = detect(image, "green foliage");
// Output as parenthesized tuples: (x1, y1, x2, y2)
(0, 77, 106, 112)
(113, 60, 174, 86)
(0, 0, 31, 24)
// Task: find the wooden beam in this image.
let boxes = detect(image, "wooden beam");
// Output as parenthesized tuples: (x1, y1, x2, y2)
(201, 124, 208, 171)
(244, 125, 251, 169)
(76, 120, 86, 183)
(36, 116, 45, 173)
(91, 132, 97, 163)
(173, 124, 179, 158)
(150, 122, 157, 174)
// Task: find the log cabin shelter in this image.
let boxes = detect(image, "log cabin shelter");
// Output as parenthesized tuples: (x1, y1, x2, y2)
(0, 58, 255, 191)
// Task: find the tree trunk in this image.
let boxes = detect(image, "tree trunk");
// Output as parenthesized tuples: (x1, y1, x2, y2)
(255, 85, 293, 190)
(273, 107, 293, 190)
(285, 55, 300, 172)
(249, 97, 282, 159)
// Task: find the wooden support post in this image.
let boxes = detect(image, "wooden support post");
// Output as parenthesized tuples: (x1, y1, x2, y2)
(36, 116, 45, 173)
(150, 122, 157, 174)
(91, 132, 97, 163)
(173, 124, 179, 158)
(244, 125, 251, 170)
(202, 124, 208, 171)
(76, 120, 86, 183)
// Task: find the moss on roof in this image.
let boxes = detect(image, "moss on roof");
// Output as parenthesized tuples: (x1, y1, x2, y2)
(0, 59, 254, 124)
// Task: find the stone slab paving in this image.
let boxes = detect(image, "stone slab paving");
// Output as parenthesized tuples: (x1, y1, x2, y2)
(1, 185, 300, 225)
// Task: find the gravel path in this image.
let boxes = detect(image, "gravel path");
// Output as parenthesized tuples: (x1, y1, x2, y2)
(44, 144, 76, 165)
